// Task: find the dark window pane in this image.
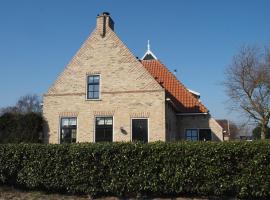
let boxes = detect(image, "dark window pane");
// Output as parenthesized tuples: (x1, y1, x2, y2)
(94, 85, 99, 91)
(199, 129, 212, 141)
(96, 117, 104, 125)
(87, 75, 100, 99)
(89, 85, 94, 92)
(132, 119, 148, 142)
(88, 76, 94, 83)
(95, 117, 113, 142)
(186, 130, 191, 137)
(105, 117, 113, 125)
(185, 129, 198, 141)
(60, 117, 77, 144)
(93, 76, 100, 83)
(88, 92, 94, 99)
(93, 92, 99, 99)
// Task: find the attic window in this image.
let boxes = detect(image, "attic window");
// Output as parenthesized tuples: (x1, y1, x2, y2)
(87, 75, 100, 100)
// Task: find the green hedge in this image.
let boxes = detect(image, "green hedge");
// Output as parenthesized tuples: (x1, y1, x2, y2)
(0, 142, 270, 198)
(0, 112, 43, 143)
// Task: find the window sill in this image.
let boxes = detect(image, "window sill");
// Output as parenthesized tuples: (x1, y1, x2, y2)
(85, 99, 102, 101)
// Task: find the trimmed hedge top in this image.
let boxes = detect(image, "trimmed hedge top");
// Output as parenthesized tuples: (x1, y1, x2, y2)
(0, 141, 270, 199)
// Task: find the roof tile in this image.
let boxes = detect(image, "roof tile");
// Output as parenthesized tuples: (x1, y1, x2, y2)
(141, 60, 208, 113)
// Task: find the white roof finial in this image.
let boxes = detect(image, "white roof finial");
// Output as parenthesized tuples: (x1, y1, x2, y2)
(141, 40, 158, 60)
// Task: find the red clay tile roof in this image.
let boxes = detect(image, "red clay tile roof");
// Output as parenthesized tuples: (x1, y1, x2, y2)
(141, 60, 209, 113)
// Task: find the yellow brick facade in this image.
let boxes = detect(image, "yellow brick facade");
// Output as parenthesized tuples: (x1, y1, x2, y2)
(43, 14, 166, 143)
(43, 13, 223, 143)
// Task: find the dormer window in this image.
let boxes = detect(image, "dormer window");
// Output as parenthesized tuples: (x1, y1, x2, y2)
(87, 75, 100, 99)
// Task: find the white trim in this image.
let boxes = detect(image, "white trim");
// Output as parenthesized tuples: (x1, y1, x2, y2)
(93, 116, 114, 143)
(112, 116, 115, 142)
(176, 113, 208, 116)
(141, 50, 158, 60)
(76, 117, 79, 143)
(58, 116, 61, 144)
(141, 40, 157, 60)
(86, 74, 102, 101)
(92, 116, 95, 142)
(187, 89, 200, 97)
(130, 117, 149, 142)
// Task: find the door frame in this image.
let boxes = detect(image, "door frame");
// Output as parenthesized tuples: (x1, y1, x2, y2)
(130, 118, 149, 142)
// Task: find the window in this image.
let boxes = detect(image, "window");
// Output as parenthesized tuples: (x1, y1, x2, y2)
(185, 129, 212, 141)
(60, 117, 77, 143)
(199, 129, 212, 141)
(87, 75, 100, 99)
(95, 117, 113, 142)
(132, 119, 148, 142)
(185, 129, 198, 141)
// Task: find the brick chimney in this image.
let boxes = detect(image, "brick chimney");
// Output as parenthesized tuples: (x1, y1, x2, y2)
(96, 12, 114, 37)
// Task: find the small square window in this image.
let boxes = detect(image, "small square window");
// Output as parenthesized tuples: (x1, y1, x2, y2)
(185, 129, 198, 141)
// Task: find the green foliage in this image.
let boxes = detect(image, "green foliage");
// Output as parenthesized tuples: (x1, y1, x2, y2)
(0, 112, 43, 143)
(252, 125, 270, 140)
(1, 142, 270, 198)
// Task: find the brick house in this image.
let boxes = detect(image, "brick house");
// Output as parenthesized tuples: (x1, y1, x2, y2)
(43, 12, 223, 143)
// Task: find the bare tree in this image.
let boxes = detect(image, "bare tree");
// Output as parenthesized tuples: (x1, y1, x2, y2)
(0, 94, 42, 115)
(16, 94, 41, 113)
(228, 121, 239, 139)
(224, 45, 270, 139)
(0, 106, 18, 116)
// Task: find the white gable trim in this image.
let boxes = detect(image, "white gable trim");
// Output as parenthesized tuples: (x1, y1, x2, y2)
(141, 40, 158, 60)
(188, 89, 200, 97)
(141, 49, 158, 60)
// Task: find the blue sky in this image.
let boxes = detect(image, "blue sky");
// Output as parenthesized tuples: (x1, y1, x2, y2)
(0, 0, 269, 122)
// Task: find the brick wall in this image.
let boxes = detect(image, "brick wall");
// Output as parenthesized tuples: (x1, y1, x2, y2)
(165, 102, 178, 141)
(43, 14, 166, 143)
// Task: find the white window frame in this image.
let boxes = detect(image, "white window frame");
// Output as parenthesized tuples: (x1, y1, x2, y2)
(86, 74, 101, 101)
(130, 118, 150, 142)
(93, 116, 114, 142)
(58, 117, 78, 144)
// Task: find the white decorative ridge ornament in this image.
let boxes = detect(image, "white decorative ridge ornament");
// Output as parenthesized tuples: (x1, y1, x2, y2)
(141, 40, 158, 60)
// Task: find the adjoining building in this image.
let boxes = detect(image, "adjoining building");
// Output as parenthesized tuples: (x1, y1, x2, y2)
(43, 12, 223, 143)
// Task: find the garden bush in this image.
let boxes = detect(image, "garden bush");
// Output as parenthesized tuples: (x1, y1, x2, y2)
(0, 141, 270, 198)
(0, 112, 43, 143)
